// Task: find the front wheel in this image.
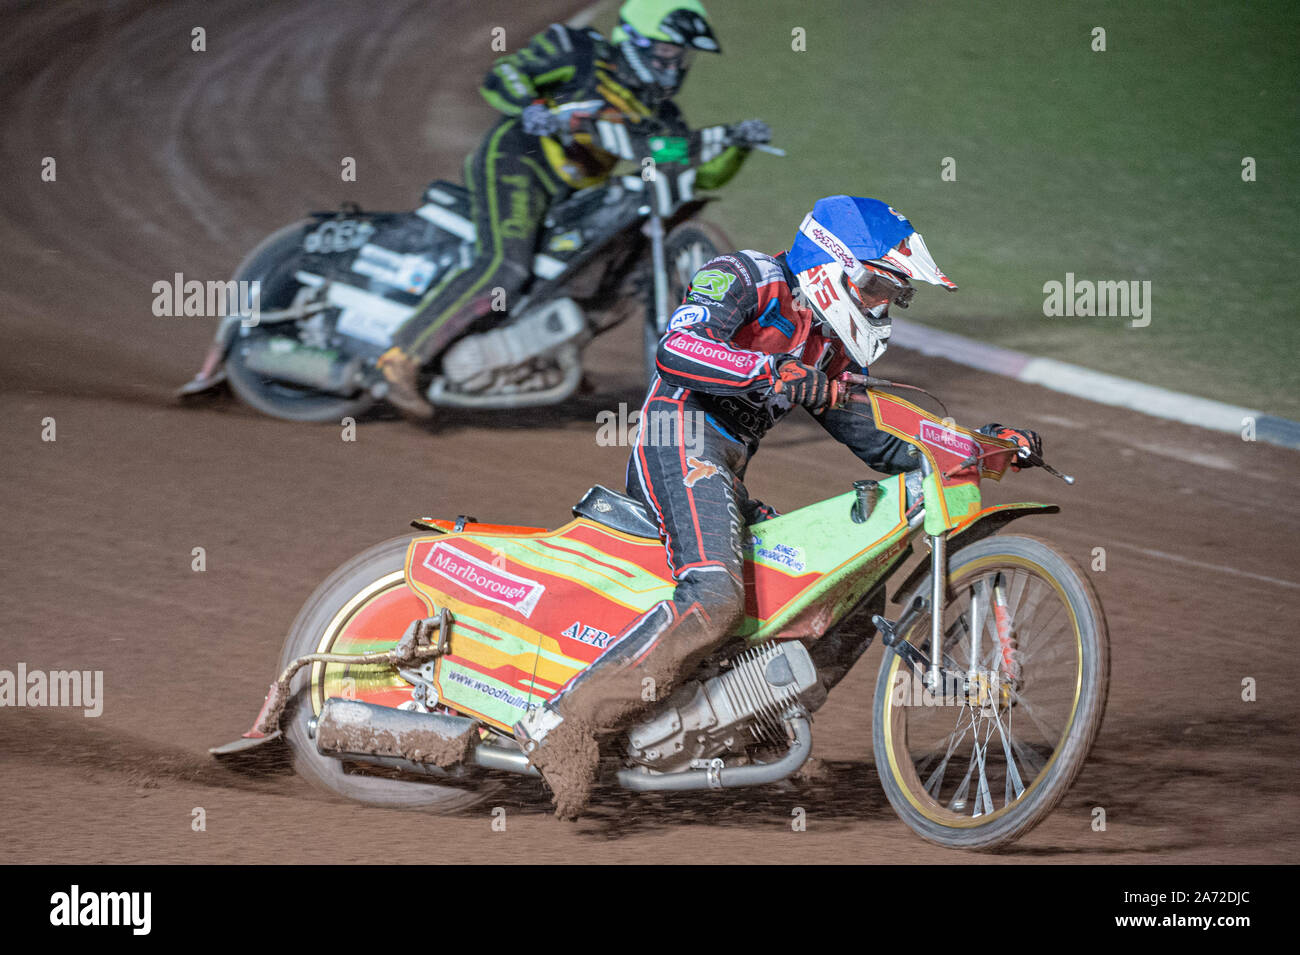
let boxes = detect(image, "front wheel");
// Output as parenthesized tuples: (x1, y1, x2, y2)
(279, 534, 493, 811)
(643, 218, 733, 381)
(872, 534, 1109, 849)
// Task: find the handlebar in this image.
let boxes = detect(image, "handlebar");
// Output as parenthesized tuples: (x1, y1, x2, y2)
(544, 104, 783, 156)
(830, 371, 1076, 485)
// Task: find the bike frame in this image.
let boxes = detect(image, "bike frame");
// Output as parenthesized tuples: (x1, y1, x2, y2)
(219, 388, 1060, 755)
(362, 389, 1046, 733)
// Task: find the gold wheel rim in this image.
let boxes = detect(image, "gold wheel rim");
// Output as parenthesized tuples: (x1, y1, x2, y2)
(308, 570, 407, 716)
(881, 553, 1084, 828)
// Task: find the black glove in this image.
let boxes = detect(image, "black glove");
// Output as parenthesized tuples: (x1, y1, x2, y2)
(774, 358, 830, 413)
(728, 119, 772, 148)
(979, 423, 1043, 468)
(521, 103, 562, 138)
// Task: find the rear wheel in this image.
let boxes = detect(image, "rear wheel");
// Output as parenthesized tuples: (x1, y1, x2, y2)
(643, 219, 733, 381)
(224, 221, 378, 423)
(872, 534, 1109, 849)
(279, 534, 493, 811)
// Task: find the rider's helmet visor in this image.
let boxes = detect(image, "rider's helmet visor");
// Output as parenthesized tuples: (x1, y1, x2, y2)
(852, 263, 915, 310)
(645, 42, 692, 88)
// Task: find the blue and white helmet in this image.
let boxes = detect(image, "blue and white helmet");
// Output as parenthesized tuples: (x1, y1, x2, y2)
(787, 196, 956, 367)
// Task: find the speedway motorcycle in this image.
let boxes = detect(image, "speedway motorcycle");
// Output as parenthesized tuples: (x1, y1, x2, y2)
(179, 104, 775, 422)
(213, 374, 1108, 848)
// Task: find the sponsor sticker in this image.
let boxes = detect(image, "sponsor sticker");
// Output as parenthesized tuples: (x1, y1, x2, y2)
(799, 214, 859, 272)
(919, 420, 977, 459)
(351, 244, 436, 295)
(444, 666, 530, 710)
(668, 304, 710, 331)
(689, 268, 737, 301)
(421, 542, 546, 618)
(561, 621, 616, 649)
(664, 334, 763, 376)
(750, 536, 806, 572)
(683, 455, 720, 488)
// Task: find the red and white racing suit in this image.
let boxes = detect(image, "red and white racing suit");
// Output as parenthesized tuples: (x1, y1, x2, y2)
(547, 250, 915, 731)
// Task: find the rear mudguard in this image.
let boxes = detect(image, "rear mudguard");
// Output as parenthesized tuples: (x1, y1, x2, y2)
(889, 502, 1059, 603)
(178, 219, 314, 395)
(175, 314, 245, 395)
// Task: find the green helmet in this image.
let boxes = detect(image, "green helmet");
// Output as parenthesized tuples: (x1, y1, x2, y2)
(612, 0, 719, 97)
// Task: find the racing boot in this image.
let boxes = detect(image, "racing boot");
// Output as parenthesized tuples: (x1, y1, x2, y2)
(376, 346, 433, 419)
(514, 602, 724, 820)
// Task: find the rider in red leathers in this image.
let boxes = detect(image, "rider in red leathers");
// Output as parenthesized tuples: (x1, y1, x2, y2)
(515, 195, 1044, 818)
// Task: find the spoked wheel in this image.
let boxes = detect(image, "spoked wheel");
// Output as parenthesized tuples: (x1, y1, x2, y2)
(642, 219, 733, 381)
(872, 535, 1109, 849)
(279, 534, 494, 811)
(224, 220, 378, 423)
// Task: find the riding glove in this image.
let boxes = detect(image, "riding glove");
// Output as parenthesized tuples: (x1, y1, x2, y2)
(774, 359, 830, 413)
(728, 119, 772, 148)
(979, 423, 1043, 468)
(521, 103, 562, 138)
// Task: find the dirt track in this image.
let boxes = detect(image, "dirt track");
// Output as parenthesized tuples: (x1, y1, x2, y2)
(1, 0, 1297, 864)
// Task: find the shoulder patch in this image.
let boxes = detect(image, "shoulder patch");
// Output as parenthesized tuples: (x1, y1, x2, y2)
(689, 268, 737, 301)
(668, 304, 711, 330)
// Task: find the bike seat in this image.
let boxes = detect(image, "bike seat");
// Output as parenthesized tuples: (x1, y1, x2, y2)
(573, 485, 660, 540)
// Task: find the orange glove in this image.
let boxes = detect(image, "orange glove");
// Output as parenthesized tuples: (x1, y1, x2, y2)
(774, 359, 830, 413)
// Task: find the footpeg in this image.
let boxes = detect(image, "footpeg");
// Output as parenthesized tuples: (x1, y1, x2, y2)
(874, 596, 931, 677)
(512, 705, 564, 756)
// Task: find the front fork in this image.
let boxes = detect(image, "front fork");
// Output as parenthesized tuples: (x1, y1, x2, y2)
(643, 207, 670, 337)
(878, 462, 1018, 701)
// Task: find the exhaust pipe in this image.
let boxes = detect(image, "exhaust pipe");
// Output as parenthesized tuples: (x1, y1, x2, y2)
(315, 698, 810, 790)
(615, 713, 813, 792)
(314, 698, 538, 776)
(239, 337, 366, 395)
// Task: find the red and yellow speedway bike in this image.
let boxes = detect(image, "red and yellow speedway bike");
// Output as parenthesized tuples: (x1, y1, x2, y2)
(214, 374, 1108, 849)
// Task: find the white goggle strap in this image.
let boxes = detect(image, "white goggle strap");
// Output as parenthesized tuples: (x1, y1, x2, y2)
(798, 213, 866, 283)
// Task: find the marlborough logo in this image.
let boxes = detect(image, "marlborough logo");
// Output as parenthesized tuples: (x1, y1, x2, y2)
(663, 334, 762, 375)
(919, 420, 976, 459)
(421, 543, 545, 618)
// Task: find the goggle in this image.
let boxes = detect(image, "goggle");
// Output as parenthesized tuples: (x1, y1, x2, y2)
(645, 42, 692, 75)
(852, 264, 914, 309)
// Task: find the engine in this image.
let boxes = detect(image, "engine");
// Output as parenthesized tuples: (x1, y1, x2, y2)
(439, 297, 586, 389)
(624, 640, 827, 775)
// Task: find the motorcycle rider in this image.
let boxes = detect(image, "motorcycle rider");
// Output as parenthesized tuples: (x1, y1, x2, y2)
(376, 0, 772, 415)
(514, 195, 1044, 818)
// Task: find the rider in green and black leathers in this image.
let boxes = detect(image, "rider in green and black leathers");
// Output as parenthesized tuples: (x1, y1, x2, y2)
(377, 0, 771, 414)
